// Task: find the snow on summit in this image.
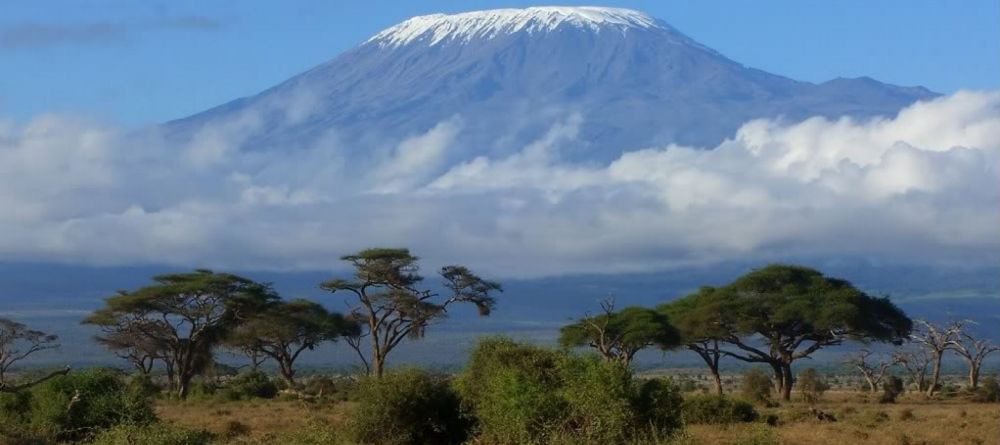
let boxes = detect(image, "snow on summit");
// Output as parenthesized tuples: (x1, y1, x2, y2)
(366, 6, 661, 47)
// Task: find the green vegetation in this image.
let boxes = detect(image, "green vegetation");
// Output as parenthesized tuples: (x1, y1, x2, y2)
(347, 369, 468, 445)
(681, 395, 758, 424)
(1, 257, 997, 444)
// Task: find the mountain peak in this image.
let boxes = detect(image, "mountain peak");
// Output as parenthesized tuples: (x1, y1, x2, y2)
(366, 6, 661, 48)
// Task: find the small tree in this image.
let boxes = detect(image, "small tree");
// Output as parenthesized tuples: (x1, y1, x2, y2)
(0, 318, 64, 392)
(892, 347, 932, 392)
(227, 299, 360, 386)
(658, 287, 732, 395)
(910, 319, 961, 396)
(741, 368, 773, 403)
(846, 349, 893, 394)
(796, 368, 829, 404)
(879, 375, 904, 404)
(948, 323, 999, 389)
(321, 248, 501, 377)
(559, 299, 680, 366)
(84, 270, 276, 398)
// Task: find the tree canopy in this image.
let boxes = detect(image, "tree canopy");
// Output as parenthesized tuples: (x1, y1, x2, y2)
(321, 248, 501, 377)
(84, 270, 276, 398)
(227, 299, 360, 385)
(559, 301, 680, 365)
(717, 265, 911, 399)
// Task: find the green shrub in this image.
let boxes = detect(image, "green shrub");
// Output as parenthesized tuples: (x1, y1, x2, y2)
(879, 375, 904, 404)
(0, 390, 31, 426)
(347, 369, 469, 445)
(796, 368, 829, 403)
(634, 378, 684, 435)
(220, 371, 278, 401)
(681, 395, 758, 424)
(88, 423, 212, 445)
(740, 368, 773, 403)
(456, 337, 683, 445)
(456, 337, 566, 444)
(25, 368, 156, 442)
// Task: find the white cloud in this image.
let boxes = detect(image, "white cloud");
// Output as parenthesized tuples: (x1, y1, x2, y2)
(0, 91, 996, 277)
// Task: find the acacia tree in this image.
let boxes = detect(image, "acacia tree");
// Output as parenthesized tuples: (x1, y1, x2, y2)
(227, 299, 360, 386)
(845, 349, 893, 393)
(715, 265, 912, 400)
(321, 248, 501, 377)
(892, 347, 932, 392)
(0, 318, 65, 393)
(658, 287, 733, 395)
(910, 319, 961, 396)
(85, 303, 173, 376)
(84, 270, 276, 398)
(948, 324, 999, 389)
(559, 299, 680, 366)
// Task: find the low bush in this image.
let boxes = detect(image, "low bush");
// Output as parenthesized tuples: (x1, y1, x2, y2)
(879, 376, 904, 404)
(23, 368, 155, 442)
(740, 369, 773, 404)
(88, 423, 212, 445)
(971, 376, 999, 403)
(219, 371, 278, 401)
(456, 337, 684, 445)
(796, 368, 829, 404)
(347, 368, 469, 445)
(681, 395, 758, 424)
(634, 378, 684, 434)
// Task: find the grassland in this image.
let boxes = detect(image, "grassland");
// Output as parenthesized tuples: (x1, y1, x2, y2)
(155, 390, 998, 445)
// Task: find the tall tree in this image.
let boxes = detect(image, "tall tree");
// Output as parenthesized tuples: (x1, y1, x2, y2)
(84, 270, 276, 398)
(321, 248, 501, 377)
(658, 287, 733, 395)
(227, 299, 360, 386)
(559, 299, 680, 366)
(845, 349, 893, 393)
(948, 323, 999, 389)
(716, 265, 912, 400)
(0, 318, 65, 393)
(909, 319, 961, 396)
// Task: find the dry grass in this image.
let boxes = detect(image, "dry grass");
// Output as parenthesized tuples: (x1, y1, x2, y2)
(156, 392, 998, 445)
(686, 391, 999, 445)
(156, 398, 350, 441)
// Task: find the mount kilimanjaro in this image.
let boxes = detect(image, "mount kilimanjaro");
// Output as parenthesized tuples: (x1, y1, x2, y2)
(167, 6, 935, 162)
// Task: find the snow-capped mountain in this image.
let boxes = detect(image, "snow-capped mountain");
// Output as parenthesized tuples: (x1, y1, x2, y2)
(168, 6, 936, 162)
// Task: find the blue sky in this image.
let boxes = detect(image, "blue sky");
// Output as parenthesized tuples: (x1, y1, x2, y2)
(1, 0, 997, 125)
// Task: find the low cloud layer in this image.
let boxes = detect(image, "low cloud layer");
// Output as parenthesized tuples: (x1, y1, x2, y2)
(0, 16, 223, 49)
(0, 91, 997, 277)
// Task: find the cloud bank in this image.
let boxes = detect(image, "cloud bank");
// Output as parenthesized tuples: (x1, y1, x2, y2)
(0, 91, 997, 277)
(0, 16, 224, 49)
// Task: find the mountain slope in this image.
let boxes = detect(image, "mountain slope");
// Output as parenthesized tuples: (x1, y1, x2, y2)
(167, 7, 936, 162)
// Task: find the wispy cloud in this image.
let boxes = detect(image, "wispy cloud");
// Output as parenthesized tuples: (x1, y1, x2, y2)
(0, 91, 996, 277)
(0, 16, 224, 49)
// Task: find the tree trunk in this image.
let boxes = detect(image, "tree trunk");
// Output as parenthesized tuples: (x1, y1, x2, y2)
(780, 363, 793, 401)
(927, 351, 943, 397)
(969, 364, 979, 389)
(770, 363, 785, 396)
(863, 374, 878, 393)
(177, 373, 192, 399)
(711, 370, 723, 396)
(279, 359, 296, 387)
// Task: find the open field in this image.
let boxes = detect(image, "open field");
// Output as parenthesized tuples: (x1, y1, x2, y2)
(155, 391, 999, 445)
